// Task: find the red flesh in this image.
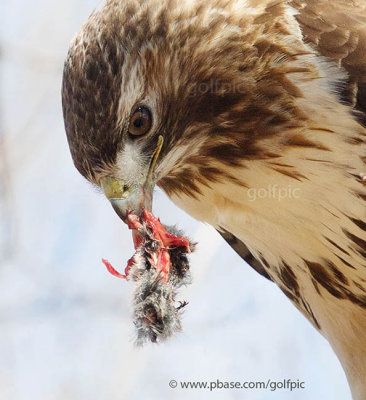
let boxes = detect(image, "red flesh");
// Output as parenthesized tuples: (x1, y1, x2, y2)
(102, 210, 191, 283)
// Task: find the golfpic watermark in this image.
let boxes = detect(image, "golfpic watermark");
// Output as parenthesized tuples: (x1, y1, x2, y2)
(188, 78, 247, 97)
(247, 185, 301, 202)
(169, 378, 306, 392)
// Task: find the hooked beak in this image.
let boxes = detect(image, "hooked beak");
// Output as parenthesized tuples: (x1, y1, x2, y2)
(101, 136, 164, 221)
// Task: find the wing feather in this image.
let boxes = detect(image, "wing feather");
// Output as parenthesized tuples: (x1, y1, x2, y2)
(217, 228, 273, 281)
(290, 0, 366, 112)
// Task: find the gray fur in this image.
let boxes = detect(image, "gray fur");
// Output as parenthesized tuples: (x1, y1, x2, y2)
(128, 225, 194, 346)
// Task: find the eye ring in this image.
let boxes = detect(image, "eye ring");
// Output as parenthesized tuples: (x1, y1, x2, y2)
(128, 106, 152, 137)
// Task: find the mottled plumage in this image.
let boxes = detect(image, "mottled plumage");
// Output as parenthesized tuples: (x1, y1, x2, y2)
(62, 1, 366, 398)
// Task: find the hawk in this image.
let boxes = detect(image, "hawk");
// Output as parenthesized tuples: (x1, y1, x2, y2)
(61, 1, 366, 398)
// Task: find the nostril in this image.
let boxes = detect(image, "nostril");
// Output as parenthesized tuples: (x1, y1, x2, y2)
(101, 177, 130, 200)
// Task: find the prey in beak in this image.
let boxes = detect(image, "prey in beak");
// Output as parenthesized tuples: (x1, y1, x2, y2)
(100, 133, 193, 283)
(99, 134, 195, 345)
(101, 135, 164, 221)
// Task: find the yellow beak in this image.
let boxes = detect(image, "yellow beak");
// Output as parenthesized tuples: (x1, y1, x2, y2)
(101, 135, 164, 220)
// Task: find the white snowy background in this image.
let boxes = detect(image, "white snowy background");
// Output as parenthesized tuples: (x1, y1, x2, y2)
(0, 0, 352, 399)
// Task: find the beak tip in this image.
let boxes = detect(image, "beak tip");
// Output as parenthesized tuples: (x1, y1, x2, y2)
(110, 198, 130, 222)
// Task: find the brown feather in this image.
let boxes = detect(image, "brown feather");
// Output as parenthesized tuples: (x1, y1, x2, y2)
(62, 1, 366, 397)
(291, 0, 366, 113)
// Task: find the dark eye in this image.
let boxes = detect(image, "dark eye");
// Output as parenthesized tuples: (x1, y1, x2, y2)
(128, 106, 152, 137)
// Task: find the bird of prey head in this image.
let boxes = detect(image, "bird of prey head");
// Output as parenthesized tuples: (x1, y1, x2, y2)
(63, 0, 307, 217)
(62, 0, 366, 398)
